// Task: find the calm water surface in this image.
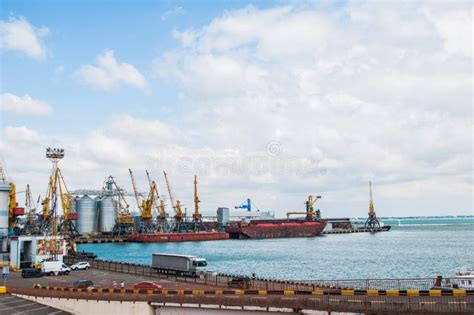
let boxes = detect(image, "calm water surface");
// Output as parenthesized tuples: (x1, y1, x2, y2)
(78, 224, 474, 280)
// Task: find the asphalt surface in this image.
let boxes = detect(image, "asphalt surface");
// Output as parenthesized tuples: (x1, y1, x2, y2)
(0, 294, 71, 315)
(7, 267, 219, 290)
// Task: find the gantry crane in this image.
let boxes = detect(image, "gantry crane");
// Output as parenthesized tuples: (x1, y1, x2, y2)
(305, 195, 322, 220)
(163, 171, 186, 232)
(129, 169, 156, 233)
(364, 181, 381, 229)
(101, 176, 134, 235)
(146, 170, 168, 232)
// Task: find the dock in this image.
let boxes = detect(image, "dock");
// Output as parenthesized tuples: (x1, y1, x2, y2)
(322, 227, 390, 234)
(73, 237, 128, 244)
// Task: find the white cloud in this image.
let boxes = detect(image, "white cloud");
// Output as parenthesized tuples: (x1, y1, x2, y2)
(1, 2, 471, 218)
(0, 93, 52, 115)
(0, 16, 49, 58)
(152, 1, 472, 216)
(77, 50, 148, 91)
(2, 126, 40, 142)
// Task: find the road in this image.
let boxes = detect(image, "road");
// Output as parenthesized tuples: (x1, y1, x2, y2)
(8, 268, 220, 290)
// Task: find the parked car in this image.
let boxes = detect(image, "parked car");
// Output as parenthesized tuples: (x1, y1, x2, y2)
(133, 281, 162, 290)
(22, 268, 43, 278)
(228, 276, 251, 289)
(70, 261, 91, 271)
(71, 280, 94, 289)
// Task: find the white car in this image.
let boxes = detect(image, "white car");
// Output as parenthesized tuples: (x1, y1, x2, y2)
(70, 261, 91, 271)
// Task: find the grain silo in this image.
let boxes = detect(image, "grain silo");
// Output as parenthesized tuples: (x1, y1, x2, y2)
(76, 195, 98, 234)
(99, 196, 116, 232)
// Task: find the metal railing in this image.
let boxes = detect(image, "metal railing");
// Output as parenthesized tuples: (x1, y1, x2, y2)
(9, 286, 474, 314)
(63, 256, 461, 292)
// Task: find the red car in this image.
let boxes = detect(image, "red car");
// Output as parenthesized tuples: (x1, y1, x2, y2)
(133, 281, 162, 290)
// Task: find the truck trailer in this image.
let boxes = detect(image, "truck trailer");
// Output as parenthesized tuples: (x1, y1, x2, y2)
(151, 253, 207, 277)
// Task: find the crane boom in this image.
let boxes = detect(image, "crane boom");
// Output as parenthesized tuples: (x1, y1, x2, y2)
(129, 168, 144, 211)
(163, 171, 175, 208)
(369, 180, 375, 214)
(104, 175, 133, 224)
(163, 171, 183, 219)
(146, 170, 163, 218)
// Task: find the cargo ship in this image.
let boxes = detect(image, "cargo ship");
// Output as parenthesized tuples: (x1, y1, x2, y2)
(225, 219, 327, 239)
(127, 231, 229, 243)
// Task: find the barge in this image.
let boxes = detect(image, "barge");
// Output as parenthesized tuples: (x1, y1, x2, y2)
(127, 231, 229, 243)
(225, 219, 327, 239)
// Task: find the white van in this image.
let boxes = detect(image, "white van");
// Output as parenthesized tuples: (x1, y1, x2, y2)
(41, 261, 71, 276)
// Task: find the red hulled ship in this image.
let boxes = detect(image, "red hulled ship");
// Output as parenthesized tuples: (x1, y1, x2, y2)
(225, 219, 327, 239)
(127, 231, 229, 243)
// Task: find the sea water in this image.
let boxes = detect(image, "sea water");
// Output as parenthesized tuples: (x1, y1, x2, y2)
(78, 218, 474, 280)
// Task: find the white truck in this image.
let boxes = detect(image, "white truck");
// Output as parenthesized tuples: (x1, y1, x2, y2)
(152, 253, 207, 277)
(41, 261, 71, 276)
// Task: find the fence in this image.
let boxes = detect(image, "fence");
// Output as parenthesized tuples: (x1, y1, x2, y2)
(64, 256, 317, 291)
(63, 256, 457, 292)
(9, 286, 474, 314)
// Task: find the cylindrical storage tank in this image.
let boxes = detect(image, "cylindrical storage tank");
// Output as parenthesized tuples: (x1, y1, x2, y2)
(76, 195, 98, 234)
(0, 183, 11, 237)
(99, 196, 116, 232)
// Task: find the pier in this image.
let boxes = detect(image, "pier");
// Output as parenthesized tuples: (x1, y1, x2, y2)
(3, 256, 471, 314)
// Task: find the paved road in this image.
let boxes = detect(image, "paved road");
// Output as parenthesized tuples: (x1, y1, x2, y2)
(0, 294, 71, 315)
(8, 268, 219, 290)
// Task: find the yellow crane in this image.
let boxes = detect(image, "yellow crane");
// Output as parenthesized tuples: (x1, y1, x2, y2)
(129, 169, 156, 232)
(191, 175, 206, 231)
(364, 181, 380, 228)
(102, 176, 134, 234)
(146, 171, 166, 220)
(146, 171, 168, 231)
(41, 148, 75, 236)
(163, 171, 185, 231)
(305, 195, 321, 220)
(193, 175, 201, 222)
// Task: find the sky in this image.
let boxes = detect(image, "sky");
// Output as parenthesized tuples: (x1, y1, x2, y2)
(0, 0, 472, 218)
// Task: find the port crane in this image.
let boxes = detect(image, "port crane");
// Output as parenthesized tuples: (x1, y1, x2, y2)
(364, 181, 381, 229)
(146, 170, 168, 232)
(41, 148, 78, 237)
(235, 198, 260, 212)
(305, 195, 322, 220)
(163, 171, 186, 232)
(101, 176, 134, 235)
(191, 175, 206, 231)
(129, 169, 156, 233)
(24, 184, 40, 234)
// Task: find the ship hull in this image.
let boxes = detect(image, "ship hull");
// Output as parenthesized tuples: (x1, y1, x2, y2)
(127, 232, 229, 243)
(226, 220, 327, 239)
